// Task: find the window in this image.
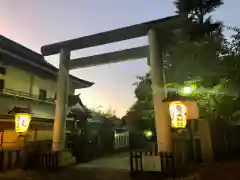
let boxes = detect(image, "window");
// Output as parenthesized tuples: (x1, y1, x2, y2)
(0, 79, 4, 91)
(39, 89, 47, 100)
(0, 67, 6, 75)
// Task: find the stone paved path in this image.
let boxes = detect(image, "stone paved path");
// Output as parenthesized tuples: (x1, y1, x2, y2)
(1, 155, 240, 180)
(0, 152, 131, 180)
(76, 152, 130, 170)
(0, 168, 131, 180)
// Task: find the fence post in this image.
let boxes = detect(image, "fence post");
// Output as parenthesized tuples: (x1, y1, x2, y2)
(129, 151, 142, 172)
(0, 131, 3, 147)
(0, 151, 3, 170)
(7, 151, 12, 169)
(130, 152, 133, 171)
(198, 120, 213, 163)
(16, 150, 20, 166)
(189, 120, 197, 163)
(160, 152, 174, 175)
(140, 152, 143, 171)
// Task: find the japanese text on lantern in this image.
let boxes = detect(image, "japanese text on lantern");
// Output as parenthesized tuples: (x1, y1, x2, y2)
(15, 113, 31, 133)
(169, 101, 187, 128)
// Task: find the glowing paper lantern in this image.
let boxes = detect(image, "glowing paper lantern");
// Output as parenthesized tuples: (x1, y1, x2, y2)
(15, 113, 31, 133)
(169, 101, 187, 128)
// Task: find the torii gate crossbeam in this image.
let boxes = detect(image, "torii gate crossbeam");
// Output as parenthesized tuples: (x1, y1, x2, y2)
(41, 16, 178, 56)
(69, 46, 149, 69)
(41, 15, 180, 154)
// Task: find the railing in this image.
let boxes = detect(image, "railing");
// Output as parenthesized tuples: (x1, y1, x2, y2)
(0, 150, 21, 170)
(130, 151, 175, 173)
(0, 88, 55, 103)
(0, 140, 73, 171)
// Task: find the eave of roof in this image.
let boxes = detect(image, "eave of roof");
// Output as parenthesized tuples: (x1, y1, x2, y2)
(0, 35, 94, 88)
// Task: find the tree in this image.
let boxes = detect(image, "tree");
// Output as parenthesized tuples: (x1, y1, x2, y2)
(124, 0, 240, 129)
(165, 0, 224, 83)
(123, 74, 154, 131)
(90, 106, 116, 118)
(133, 27, 240, 125)
(174, 0, 223, 40)
(123, 74, 181, 132)
(157, 0, 224, 92)
(125, 27, 240, 130)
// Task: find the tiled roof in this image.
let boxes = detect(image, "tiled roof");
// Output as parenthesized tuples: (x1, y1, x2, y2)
(0, 35, 94, 88)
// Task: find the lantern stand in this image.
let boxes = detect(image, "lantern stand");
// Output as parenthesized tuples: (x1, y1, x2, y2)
(163, 95, 199, 164)
(8, 107, 33, 168)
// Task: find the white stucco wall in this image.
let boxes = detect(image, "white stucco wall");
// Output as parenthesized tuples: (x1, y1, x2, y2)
(1, 66, 75, 98)
(31, 75, 56, 99)
(3, 66, 57, 99)
(0, 65, 77, 119)
(4, 66, 32, 94)
(0, 96, 55, 119)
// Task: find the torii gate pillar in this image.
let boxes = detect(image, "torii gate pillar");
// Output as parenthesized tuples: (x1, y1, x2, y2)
(41, 15, 179, 153)
(52, 48, 70, 151)
(148, 29, 172, 153)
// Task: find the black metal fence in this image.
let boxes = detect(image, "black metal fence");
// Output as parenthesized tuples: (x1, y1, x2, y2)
(38, 151, 59, 170)
(130, 151, 174, 172)
(0, 140, 73, 171)
(0, 150, 21, 170)
(128, 129, 202, 179)
(210, 121, 240, 161)
(129, 151, 143, 172)
(129, 150, 176, 179)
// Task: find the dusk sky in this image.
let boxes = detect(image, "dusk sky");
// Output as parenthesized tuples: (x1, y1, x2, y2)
(0, 0, 239, 117)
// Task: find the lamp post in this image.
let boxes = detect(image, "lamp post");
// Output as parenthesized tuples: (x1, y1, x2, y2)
(183, 86, 193, 95)
(15, 113, 32, 134)
(8, 107, 32, 136)
(9, 107, 32, 169)
(163, 96, 199, 164)
(181, 86, 198, 162)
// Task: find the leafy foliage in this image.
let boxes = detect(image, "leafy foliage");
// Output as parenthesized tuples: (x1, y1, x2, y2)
(123, 0, 240, 130)
(90, 106, 116, 118)
(175, 0, 223, 40)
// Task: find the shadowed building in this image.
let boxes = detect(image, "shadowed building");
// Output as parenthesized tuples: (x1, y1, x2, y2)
(0, 35, 93, 148)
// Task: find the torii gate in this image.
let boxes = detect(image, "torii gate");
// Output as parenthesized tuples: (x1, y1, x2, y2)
(41, 15, 181, 153)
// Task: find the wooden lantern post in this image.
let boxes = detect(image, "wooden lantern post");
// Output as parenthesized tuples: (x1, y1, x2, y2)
(163, 96, 199, 163)
(8, 107, 32, 167)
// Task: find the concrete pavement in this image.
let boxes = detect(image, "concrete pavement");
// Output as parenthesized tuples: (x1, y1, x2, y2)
(76, 152, 130, 170)
(0, 152, 131, 180)
(1, 153, 240, 179)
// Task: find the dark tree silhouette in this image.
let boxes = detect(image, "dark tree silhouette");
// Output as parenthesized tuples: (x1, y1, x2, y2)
(174, 0, 223, 40)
